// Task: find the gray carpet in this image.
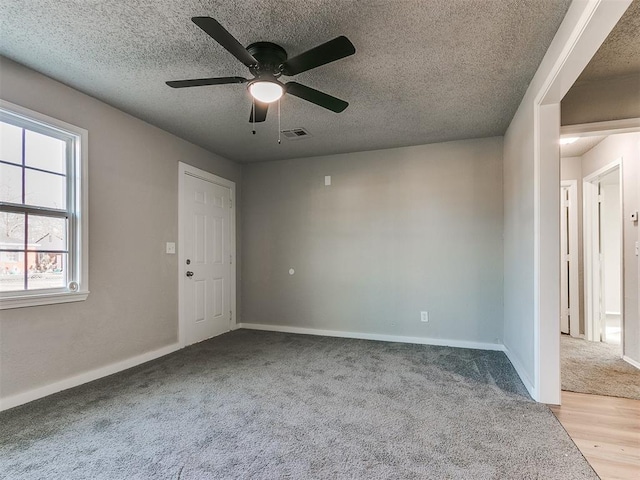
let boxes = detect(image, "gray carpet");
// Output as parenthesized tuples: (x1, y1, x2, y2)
(561, 334, 640, 400)
(1, 330, 596, 479)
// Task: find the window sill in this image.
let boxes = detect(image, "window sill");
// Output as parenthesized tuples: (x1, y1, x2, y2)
(0, 290, 89, 310)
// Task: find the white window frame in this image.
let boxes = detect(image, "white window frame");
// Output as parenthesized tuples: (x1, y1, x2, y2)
(0, 99, 89, 309)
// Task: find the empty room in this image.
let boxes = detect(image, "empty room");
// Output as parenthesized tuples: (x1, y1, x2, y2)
(1, 1, 638, 479)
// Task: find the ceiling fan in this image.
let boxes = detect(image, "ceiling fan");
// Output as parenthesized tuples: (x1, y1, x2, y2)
(166, 17, 356, 123)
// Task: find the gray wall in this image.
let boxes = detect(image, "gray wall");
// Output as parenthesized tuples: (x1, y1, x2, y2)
(601, 181, 621, 315)
(241, 138, 504, 345)
(581, 133, 640, 363)
(0, 57, 242, 400)
(561, 74, 640, 126)
(503, 100, 536, 384)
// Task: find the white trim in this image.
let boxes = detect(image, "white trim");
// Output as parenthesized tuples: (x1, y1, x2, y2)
(178, 162, 237, 348)
(502, 345, 536, 400)
(561, 180, 580, 337)
(561, 118, 640, 137)
(237, 323, 504, 351)
(530, 0, 630, 404)
(0, 342, 181, 412)
(583, 158, 622, 183)
(0, 290, 89, 310)
(623, 355, 640, 370)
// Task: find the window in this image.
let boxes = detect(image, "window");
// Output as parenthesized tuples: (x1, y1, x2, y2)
(0, 100, 88, 309)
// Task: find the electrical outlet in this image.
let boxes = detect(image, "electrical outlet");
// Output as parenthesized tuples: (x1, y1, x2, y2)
(420, 311, 429, 322)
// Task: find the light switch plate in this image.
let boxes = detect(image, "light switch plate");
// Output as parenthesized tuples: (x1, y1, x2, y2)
(166, 242, 176, 254)
(325, 175, 331, 186)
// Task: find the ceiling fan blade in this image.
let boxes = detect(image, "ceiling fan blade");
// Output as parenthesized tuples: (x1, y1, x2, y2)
(249, 101, 269, 123)
(285, 82, 349, 113)
(166, 77, 247, 88)
(280, 36, 355, 76)
(192, 17, 258, 67)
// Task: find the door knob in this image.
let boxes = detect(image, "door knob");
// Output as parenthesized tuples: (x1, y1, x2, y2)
(186, 271, 194, 278)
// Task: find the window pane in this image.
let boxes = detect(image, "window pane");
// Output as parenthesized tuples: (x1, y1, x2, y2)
(25, 130, 66, 174)
(0, 122, 22, 166)
(0, 211, 25, 249)
(0, 162, 23, 204)
(28, 215, 67, 251)
(27, 252, 66, 290)
(0, 251, 25, 291)
(25, 169, 66, 209)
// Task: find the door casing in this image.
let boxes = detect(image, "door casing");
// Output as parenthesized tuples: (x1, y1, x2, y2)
(583, 160, 623, 346)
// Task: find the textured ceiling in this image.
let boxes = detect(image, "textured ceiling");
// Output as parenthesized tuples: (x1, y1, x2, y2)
(560, 135, 605, 158)
(575, 0, 640, 83)
(0, 0, 572, 163)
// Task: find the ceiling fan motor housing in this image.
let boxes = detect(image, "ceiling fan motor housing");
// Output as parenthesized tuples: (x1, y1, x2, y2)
(246, 42, 288, 76)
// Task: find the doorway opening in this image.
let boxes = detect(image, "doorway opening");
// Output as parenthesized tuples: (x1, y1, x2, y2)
(584, 162, 622, 348)
(558, 129, 640, 401)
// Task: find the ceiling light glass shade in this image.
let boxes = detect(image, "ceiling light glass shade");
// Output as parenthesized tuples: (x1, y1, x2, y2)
(560, 137, 579, 145)
(249, 81, 284, 103)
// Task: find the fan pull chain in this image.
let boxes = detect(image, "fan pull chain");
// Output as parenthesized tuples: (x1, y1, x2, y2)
(278, 98, 281, 144)
(252, 97, 256, 135)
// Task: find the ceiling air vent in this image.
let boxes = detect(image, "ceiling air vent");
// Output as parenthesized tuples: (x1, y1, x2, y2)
(281, 128, 312, 140)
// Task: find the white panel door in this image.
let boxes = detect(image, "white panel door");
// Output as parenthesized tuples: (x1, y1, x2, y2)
(183, 173, 231, 345)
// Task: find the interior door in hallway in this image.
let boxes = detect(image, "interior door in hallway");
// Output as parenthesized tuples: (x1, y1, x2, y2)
(560, 181, 579, 337)
(182, 173, 232, 345)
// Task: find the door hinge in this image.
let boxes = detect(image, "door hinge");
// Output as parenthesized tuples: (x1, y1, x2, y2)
(230, 310, 233, 320)
(229, 198, 233, 209)
(229, 254, 233, 265)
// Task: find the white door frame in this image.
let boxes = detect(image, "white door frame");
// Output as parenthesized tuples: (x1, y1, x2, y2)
(583, 159, 623, 344)
(532, 0, 630, 404)
(560, 180, 580, 337)
(178, 162, 237, 347)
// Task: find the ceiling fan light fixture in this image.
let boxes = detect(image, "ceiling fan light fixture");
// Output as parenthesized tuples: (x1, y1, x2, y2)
(249, 81, 283, 103)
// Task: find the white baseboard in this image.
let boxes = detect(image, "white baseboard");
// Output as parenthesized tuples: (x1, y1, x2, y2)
(623, 355, 640, 370)
(237, 322, 504, 351)
(0, 342, 181, 412)
(502, 345, 536, 400)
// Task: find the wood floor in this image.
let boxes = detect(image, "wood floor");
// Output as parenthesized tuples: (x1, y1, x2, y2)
(550, 391, 640, 480)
